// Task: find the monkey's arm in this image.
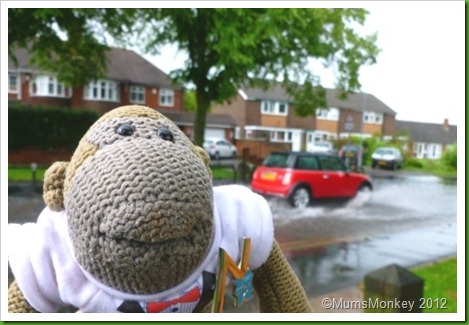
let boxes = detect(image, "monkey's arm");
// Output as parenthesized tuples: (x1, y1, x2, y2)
(253, 240, 313, 313)
(8, 280, 37, 313)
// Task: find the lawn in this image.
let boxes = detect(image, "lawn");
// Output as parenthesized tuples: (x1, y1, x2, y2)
(210, 167, 236, 180)
(8, 166, 46, 182)
(8, 166, 237, 182)
(402, 158, 457, 179)
(412, 257, 457, 313)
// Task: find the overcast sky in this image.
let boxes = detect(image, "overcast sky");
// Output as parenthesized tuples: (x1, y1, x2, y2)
(141, 2, 464, 127)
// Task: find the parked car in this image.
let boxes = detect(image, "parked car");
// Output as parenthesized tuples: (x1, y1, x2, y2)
(251, 152, 372, 208)
(338, 144, 363, 170)
(309, 141, 334, 154)
(203, 138, 237, 159)
(371, 147, 403, 170)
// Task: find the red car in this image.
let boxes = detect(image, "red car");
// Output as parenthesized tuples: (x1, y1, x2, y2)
(251, 152, 372, 208)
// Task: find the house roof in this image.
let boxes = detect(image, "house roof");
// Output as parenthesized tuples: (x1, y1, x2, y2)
(158, 109, 236, 128)
(242, 84, 396, 115)
(396, 120, 457, 145)
(8, 46, 181, 89)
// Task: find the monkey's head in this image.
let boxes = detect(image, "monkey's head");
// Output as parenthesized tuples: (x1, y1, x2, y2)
(43, 105, 213, 294)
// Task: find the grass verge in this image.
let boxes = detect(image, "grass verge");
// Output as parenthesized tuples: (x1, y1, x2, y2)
(9, 166, 237, 182)
(412, 257, 457, 313)
(8, 166, 46, 182)
(402, 159, 457, 179)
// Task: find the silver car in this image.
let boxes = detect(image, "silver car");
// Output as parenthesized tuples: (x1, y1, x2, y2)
(203, 138, 237, 160)
(371, 147, 403, 170)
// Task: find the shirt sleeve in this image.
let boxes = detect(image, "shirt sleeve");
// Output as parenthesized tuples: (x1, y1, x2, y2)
(8, 208, 77, 312)
(214, 185, 274, 270)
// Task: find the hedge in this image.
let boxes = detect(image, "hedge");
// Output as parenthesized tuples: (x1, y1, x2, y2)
(8, 103, 98, 151)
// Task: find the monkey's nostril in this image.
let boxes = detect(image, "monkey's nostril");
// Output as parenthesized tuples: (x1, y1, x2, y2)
(156, 128, 174, 142)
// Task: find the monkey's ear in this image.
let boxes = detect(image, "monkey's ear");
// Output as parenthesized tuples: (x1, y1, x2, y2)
(194, 146, 211, 168)
(43, 161, 69, 212)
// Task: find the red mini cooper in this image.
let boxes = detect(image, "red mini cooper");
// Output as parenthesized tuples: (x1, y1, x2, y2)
(251, 152, 372, 208)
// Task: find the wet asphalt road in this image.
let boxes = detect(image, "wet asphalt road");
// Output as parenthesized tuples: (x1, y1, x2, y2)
(7, 168, 458, 312)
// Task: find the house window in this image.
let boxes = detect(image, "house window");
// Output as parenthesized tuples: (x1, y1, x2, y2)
(363, 111, 383, 125)
(9, 73, 18, 93)
(30, 75, 71, 98)
(270, 131, 292, 142)
(261, 101, 288, 116)
(316, 108, 339, 121)
(159, 89, 174, 107)
(84, 79, 119, 101)
(130, 85, 145, 103)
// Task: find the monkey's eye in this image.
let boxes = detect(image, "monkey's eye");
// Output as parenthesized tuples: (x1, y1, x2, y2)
(116, 124, 134, 136)
(156, 128, 174, 142)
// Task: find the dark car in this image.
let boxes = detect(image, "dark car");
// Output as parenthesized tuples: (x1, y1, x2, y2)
(250, 152, 372, 208)
(338, 144, 363, 170)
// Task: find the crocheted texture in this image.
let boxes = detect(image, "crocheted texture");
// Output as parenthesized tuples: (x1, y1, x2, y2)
(8, 280, 37, 313)
(253, 240, 313, 313)
(43, 161, 69, 212)
(63, 109, 213, 295)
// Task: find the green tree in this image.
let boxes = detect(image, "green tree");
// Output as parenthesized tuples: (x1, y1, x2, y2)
(8, 8, 134, 86)
(125, 8, 379, 145)
(183, 88, 197, 112)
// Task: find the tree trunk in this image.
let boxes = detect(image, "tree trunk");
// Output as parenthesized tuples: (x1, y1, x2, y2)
(193, 90, 210, 146)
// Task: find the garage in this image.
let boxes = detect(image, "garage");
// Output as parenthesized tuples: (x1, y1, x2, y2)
(204, 128, 226, 139)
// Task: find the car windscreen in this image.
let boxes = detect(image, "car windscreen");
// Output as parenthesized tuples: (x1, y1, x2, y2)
(263, 153, 290, 167)
(376, 148, 394, 155)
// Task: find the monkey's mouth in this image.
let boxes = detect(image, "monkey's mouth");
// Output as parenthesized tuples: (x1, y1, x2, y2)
(98, 217, 197, 244)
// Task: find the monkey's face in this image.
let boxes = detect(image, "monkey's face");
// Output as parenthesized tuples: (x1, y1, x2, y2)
(63, 107, 213, 294)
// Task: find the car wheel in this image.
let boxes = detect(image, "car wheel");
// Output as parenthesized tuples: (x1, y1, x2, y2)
(357, 183, 372, 194)
(392, 162, 397, 171)
(214, 151, 220, 160)
(289, 187, 310, 208)
(232, 151, 237, 158)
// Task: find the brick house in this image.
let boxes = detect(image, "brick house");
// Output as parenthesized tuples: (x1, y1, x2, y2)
(8, 46, 185, 115)
(211, 83, 397, 152)
(8, 46, 237, 143)
(396, 119, 457, 159)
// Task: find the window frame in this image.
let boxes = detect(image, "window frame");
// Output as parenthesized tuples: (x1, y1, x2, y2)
(84, 79, 119, 102)
(261, 100, 289, 116)
(363, 111, 384, 125)
(30, 74, 71, 98)
(129, 85, 146, 104)
(159, 89, 175, 107)
(316, 107, 339, 121)
(8, 73, 19, 93)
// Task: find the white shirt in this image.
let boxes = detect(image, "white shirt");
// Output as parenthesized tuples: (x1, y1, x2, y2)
(8, 185, 274, 313)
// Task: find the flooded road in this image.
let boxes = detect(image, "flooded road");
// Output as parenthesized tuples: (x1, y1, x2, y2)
(7, 172, 458, 311)
(268, 173, 458, 297)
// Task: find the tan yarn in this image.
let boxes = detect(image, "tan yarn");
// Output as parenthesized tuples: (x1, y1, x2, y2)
(43, 161, 69, 211)
(8, 280, 37, 313)
(253, 240, 313, 312)
(63, 111, 214, 294)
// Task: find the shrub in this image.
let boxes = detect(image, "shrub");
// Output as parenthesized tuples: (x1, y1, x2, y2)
(441, 144, 457, 170)
(8, 103, 98, 151)
(404, 157, 423, 168)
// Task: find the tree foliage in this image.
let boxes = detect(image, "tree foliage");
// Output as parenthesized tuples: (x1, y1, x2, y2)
(9, 8, 379, 145)
(8, 8, 134, 86)
(125, 8, 379, 144)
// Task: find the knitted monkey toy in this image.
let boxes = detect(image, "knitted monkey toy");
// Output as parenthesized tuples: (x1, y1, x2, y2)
(8, 105, 312, 313)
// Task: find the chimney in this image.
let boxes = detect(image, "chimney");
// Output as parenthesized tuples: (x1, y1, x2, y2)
(443, 118, 449, 131)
